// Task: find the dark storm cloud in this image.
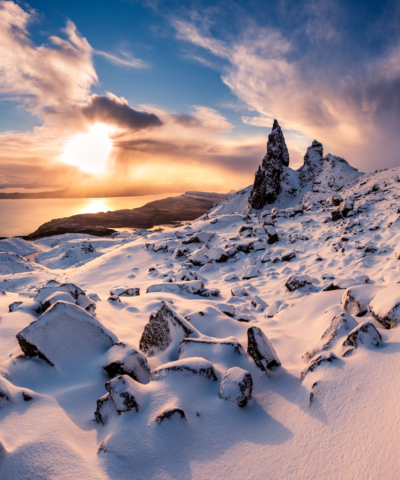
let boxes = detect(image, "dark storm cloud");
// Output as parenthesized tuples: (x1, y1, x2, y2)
(82, 95, 163, 130)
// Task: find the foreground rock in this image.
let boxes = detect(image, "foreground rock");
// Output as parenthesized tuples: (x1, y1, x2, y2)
(342, 322, 383, 356)
(369, 284, 400, 329)
(247, 326, 281, 372)
(16, 301, 117, 367)
(218, 367, 253, 407)
(103, 342, 151, 384)
(342, 285, 384, 317)
(139, 302, 196, 360)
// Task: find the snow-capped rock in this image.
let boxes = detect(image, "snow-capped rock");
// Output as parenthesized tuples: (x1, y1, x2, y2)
(299, 140, 324, 188)
(342, 322, 383, 355)
(16, 301, 117, 367)
(247, 326, 281, 372)
(110, 287, 140, 297)
(218, 367, 253, 407)
(103, 342, 151, 384)
(151, 357, 218, 381)
(369, 284, 400, 329)
(342, 285, 384, 317)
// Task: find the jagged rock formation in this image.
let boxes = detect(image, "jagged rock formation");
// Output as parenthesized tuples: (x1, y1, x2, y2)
(248, 120, 289, 209)
(299, 140, 324, 187)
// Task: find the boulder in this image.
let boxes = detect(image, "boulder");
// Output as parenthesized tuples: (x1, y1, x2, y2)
(103, 342, 151, 384)
(105, 375, 147, 414)
(110, 287, 140, 297)
(16, 301, 117, 367)
(224, 273, 239, 282)
(34, 281, 96, 315)
(242, 266, 259, 280)
(218, 367, 253, 407)
(342, 285, 384, 317)
(265, 226, 279, 244)
(285, 275, 313, 292)
(265, 300, 282, 317)
(303, 313, 358, 362)
(182, 232, 214, 244)
(216, 303, 235, 317)
(151, 357, 218, 381)
(231, 286, 249, 297)
(40, 291, 75, 313)
(300, 352, 339, 381)
(281, 251, 296, 262)
(139, 302, 195, 359)
(94, 393, 116, 425)
(331, 210, 343, 222)
(332, 194, 343, 206)
(8, 301, 23, 313)
(248, 120, 290, 209)
(342, 322, 383, 355)
(251, 295, 268, 311)
(370, 284, 400, 328)
(156, 408, 186, 423)
(247, 326, 281, 372)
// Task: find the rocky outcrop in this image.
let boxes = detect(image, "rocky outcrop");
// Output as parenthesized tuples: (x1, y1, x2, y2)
(299, 140, 324, 188)
(248, 120, 289, 209)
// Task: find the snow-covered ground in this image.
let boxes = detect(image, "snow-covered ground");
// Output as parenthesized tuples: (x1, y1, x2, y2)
(1, 166, 400, 479)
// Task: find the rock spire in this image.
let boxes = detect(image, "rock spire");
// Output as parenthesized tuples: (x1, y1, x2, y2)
(248, 120, 289, 209)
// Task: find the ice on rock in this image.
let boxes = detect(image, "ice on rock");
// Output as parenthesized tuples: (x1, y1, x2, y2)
(247, 326, 281, 372)
(219, 367, 253, 407)
(103, 342, 151, 384)
(342, 285, 385, 317)
(151, 357, 218, 381)
(342, 322, 383, 356)
(369, 284, 400, 329)
(139, 302, 196, 359)
(16, 301, 117, 367)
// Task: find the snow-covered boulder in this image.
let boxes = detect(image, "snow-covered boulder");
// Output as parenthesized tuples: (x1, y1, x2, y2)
(285, 275, 313, 292)
(40, 291, 76, 313)
(242, 266, 259, 280)
(265, 226, 279, 244)
(251, 295, 268, 311)
(139, 302, 196, 359)
(35, 281, 96, 315)
(110, 287, 140, 297)
(36, 241, 101, 269)
(94, 393, 116, 425)
(0, 252, 36, 275)
(8, 301, 23, 313)
(303, 312, 358, 362)
(16, 301, 117, 367)
(300, 352, 339, 381)
(105, 375, 148, 414)
(370, 284, 400, 328)
(281, 250, 296, 262)
(216, 303, 235, 317)
(342, 285, 384, 317)
(103, 342, 151, 384)
(247, 326, 281, 372)
(151, 357, 218, 381)
(342, 322, 383, 355)
(218, 367, 253, 407)
(265, 301, 282, 317)
(182, 232, 214, 244)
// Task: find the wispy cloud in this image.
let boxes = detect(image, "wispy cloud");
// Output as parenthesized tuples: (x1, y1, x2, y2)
(94, 49, 149, 69)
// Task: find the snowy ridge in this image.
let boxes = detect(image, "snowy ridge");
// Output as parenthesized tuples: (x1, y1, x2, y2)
(1, 166, 400, 478)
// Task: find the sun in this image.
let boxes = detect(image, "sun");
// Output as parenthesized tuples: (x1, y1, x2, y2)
(61, 123, 114, 174)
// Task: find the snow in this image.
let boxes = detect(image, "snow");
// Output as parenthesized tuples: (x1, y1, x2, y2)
(3, 166, 400, 478)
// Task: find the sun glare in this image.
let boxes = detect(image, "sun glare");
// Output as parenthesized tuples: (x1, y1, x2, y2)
(61, 123, 114, 174)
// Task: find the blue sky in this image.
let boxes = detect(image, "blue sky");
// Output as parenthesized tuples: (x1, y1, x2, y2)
(0, 0, 399, 191)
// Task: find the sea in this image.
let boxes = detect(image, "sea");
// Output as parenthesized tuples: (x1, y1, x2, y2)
(0, 193, 182, 238)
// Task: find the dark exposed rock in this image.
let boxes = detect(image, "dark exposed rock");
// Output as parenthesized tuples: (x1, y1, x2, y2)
(248, 120, 289, 209)
(103, 342, 151, 384)
(156, 408, 186, 423)
(265, 226, 279, 244)
(219, 367, 253, 407)
(247, 326, 281, 372)
(105, 375, 140, 414)
(332, 194, 343, 206)
(299, 140, 324, 188)
(182, 232, 214, 244)
(94, 393, 114, 425)
(285, 275, 313, 292)
(342, 322, 383, 356)
(9, 301, 23, 313)
(300, 352, 339, 381)
(22, 392, 33, 401)
(281, 251, 296, 262)
(341, 197, 355, 217)
(107, 295, 121, 303)
(331, 210, 343, 222)
(139, 302, 194, 357)
(151, 358, 218, 381)
(303, 313, 358, 362)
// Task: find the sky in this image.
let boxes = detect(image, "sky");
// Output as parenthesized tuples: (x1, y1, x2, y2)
(0, 0, 399, 194)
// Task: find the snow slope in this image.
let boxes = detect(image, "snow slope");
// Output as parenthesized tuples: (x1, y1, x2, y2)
(1, 167, 400, 478)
